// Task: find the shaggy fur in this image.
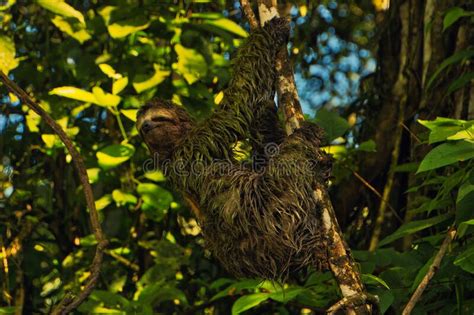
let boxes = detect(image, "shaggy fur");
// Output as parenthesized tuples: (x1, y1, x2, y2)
(137, 18, 331, 281)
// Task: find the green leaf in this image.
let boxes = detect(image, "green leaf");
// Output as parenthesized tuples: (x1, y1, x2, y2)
(133, 64, 170, 93)
(454, 243, 474, 274)
(203, 18, 248, 38)
(0, 35, 19, 74)
(80, 234, 98, 246)
(231, 293, 270, 315)
(447, 72, 474, 95)
(137, 183, 173, 213)
(269, 287, 304, 303)
(361, 274, 390, 289)
(113, 77, 129, 95)
(426, 49, 474, 89)
(211, 279, 263, 301)
(51, 16, 90, 43)
(378, 213, 452, 247)
(457, 171, 474, 226)
(417, 141, 474, 173)
(112, 189, 137, 206)
(443, 7, 473, 31)
(89, 290, 130, 308)
(191, 12, 223, 19)
(394, 162, 419, 173)
(96, 144, 135, 170)
(49, 86, 97, 103)
(410, 256, 434, 292)
(358, 140, 376, 152)
(37, 0, 85, 25)
(314, 109, 350, 141)
(174, 44, 207, 85)
(0, 307, 16, 314)
(107, 16, 150, 39)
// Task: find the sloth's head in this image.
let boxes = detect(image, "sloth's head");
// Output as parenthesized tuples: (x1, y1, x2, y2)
(136, 98, 194, 159)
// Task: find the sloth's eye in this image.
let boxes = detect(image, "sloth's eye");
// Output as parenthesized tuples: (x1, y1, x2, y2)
(152, 117, 174, 123)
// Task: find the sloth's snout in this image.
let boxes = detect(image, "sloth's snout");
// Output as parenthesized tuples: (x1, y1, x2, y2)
(141, 120, 154, 133)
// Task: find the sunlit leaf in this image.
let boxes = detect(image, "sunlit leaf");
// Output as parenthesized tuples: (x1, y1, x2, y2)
(214, 91, 224, 105)
(321, 145, 346, 159)
(41, 134, 60, 148)
(203, 18, 248, 38)
(107, 16, 150, 38)
(92, 86, 121, 107)
(49, 86, 96, 103)
(51, 16, 90, 43)
(144, 170, 166, 182)
(87, 168, 101, 184)
(0, 35, 19, 74)
(96, 144, 135, 170)
(26, 110, 41, 132)
(120, 109, 138, 122)
(174, 44, 207, 85)
(38, 0, 85, 25)
(99, 63, 121, 79)
(133, 64, 170, 93)
(95, 194, 112, 211)
(112, 189, 137, 206)
(0, 0, 15, 11)
(113, 77, 129, 95)
(378, 213, 452, 246)
(417, 141, 474, 173)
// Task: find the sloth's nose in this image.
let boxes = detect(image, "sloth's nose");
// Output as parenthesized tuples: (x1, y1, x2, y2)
(141, 121, 153, 133)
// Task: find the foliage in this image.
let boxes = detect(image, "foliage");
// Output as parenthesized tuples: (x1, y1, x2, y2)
(0, 0, 473, 314)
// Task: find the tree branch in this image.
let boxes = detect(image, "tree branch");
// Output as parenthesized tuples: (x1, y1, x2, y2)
(0, 71, 108, 315)
(402, 226, 457, 315)
(240, 0, 259, 30)
(254, 1, 372, 313)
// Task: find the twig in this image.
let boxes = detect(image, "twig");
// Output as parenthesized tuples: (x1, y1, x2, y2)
(369, 105, 405, 251)
(401, 122, 421, 144)
(0, 71, 108, 315)
(240, 0, 259, 30)
(352, 170, 403, 223)
(402, 226, 457, 315)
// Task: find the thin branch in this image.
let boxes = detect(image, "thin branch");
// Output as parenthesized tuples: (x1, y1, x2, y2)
(352, 171, 403, 223)
(402, 226, 457, 315)
(240, 0, 259, 30)
(0, 71, 108, 315)
(401, 122, 421, 144)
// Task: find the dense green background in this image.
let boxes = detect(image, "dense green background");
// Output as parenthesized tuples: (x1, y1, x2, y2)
(0, 0, 473, 314)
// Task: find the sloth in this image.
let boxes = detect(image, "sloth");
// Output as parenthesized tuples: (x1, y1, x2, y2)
(136, 18, 331, 281)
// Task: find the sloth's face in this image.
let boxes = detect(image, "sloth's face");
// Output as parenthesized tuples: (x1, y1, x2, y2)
(137, 99, 193, 159)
